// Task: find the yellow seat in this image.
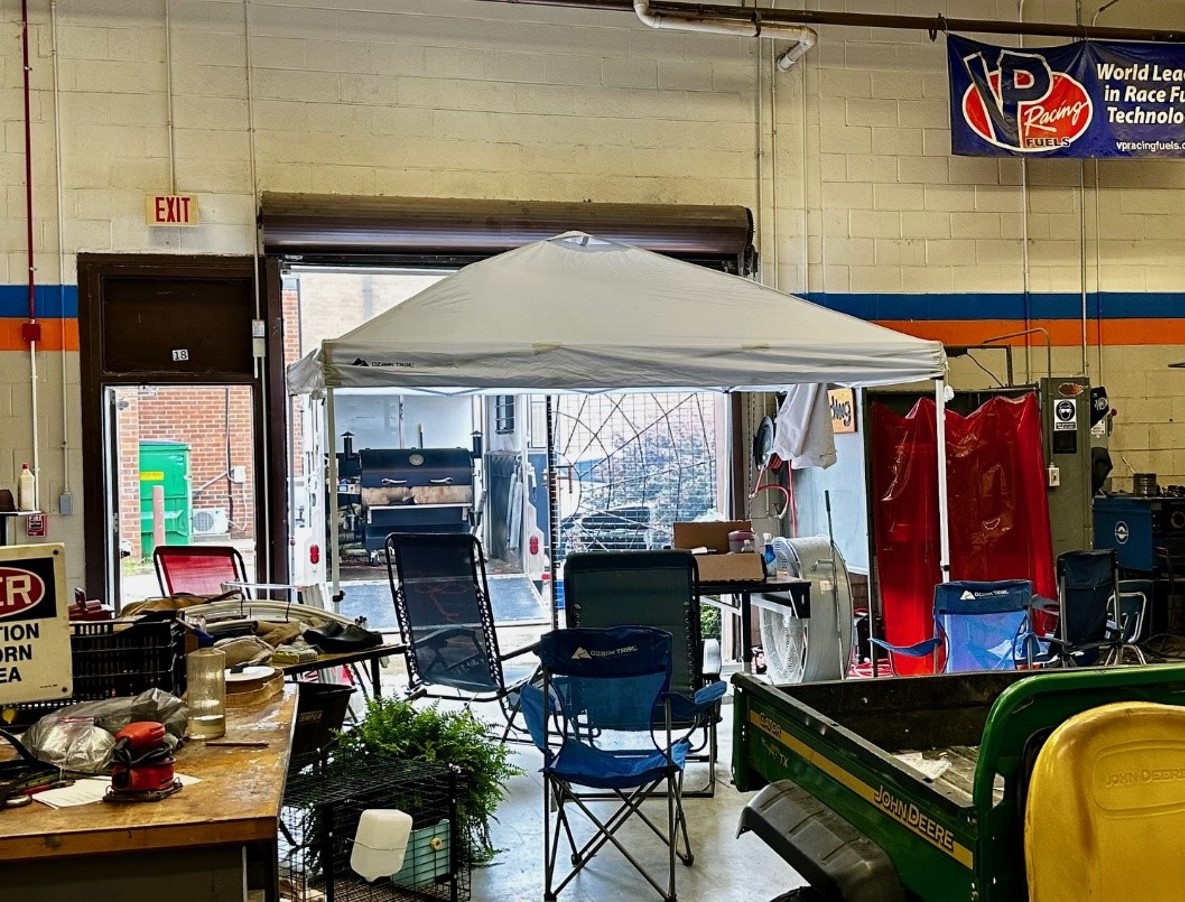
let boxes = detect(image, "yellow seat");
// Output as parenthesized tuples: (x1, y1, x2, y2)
(1025, 701, 1185, 901)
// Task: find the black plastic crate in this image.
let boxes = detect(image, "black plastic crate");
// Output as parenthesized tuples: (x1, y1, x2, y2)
(6, 618, 186, 726)
(70, 619, 187, 700)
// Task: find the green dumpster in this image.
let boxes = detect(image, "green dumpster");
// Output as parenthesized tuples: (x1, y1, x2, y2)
(139, 440, 192, 555)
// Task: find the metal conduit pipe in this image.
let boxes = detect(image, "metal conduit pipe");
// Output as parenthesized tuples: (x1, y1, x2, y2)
(633, 0, 817, 59)
(468, 0, 1185, 42)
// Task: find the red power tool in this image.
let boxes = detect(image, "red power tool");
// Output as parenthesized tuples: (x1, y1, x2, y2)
(105, 721, 182, 803)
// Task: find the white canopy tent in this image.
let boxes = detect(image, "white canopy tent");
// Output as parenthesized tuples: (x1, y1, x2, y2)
(288, 232, 953, 603)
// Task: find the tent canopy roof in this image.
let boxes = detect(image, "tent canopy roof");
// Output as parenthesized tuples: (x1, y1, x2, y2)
(288, 232, 946, 395)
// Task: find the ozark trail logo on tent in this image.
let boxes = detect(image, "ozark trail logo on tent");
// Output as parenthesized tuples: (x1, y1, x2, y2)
(350, 358, 406, 368)
(960, 590, 978, 601)
(961, 49, 1092, 152)
(571, 647, 592, 661)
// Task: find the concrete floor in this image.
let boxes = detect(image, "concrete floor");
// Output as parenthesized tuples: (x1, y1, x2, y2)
(367, 623, 808, 902)
(468, 703, 807, 902)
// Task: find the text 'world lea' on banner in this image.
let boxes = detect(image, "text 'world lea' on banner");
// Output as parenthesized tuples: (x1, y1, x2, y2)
(948, 35, 1185, 158)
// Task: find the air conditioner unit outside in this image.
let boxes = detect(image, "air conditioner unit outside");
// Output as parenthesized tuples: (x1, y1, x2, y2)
(192, 507, 230, 536)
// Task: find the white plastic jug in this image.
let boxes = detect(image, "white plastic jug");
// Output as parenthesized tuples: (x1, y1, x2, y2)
(351, 808, 413, 882)
(17, 463, 35, 512)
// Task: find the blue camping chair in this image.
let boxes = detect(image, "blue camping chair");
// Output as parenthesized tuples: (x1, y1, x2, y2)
(563, 550, 723, 797)
(521, 626, 725, 901)
(871, 579, 1036, 674)
(385, 532, 538, 740)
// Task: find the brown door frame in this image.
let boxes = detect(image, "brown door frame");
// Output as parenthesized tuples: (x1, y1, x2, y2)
(77, 254, 279, 599)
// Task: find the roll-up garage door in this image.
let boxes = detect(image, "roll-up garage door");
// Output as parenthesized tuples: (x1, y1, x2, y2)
(259, 193, 755, 274)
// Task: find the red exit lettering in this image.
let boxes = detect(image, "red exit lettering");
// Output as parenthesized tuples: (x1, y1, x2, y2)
(146, 195, 198, 226)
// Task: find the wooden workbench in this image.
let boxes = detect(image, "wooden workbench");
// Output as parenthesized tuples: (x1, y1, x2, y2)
(1, 687, 296, 901)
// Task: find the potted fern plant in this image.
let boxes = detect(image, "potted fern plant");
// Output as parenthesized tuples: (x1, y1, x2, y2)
(333, 698, 521, 865)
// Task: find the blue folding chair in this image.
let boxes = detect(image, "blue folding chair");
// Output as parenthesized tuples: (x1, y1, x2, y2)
(871, 579, 1036, 674)
(563, 550, 723, 797)
(521, 626, 725, 901)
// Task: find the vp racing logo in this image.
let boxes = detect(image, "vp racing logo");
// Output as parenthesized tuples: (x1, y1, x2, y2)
(961, 49, 1092, 152)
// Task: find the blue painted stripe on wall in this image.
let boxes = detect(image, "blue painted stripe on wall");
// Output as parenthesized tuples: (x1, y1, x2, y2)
(0, 285, 78, 319)
(801, 292, 1185, 321)
(0, 285, 1178, 323)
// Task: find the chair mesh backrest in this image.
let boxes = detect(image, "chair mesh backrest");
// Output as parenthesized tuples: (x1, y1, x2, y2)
(563, 550, 699, 696)
(1057, 550, 1115, 645)
(154, 546, 244, 596)
(933, 579, 1033, 672)
(386, 533, 501, 694)
(528, 627, 673, 754)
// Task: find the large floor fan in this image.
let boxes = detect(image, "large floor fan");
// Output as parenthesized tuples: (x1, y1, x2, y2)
(759, 535, 854, 683)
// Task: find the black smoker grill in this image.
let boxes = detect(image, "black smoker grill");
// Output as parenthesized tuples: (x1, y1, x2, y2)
(353, 447, 475, 553)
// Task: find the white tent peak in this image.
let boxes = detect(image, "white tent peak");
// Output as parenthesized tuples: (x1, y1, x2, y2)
(288, 231, 946, 395)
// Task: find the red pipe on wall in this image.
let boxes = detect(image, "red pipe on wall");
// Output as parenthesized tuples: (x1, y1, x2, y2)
(21, 0, 36, 325)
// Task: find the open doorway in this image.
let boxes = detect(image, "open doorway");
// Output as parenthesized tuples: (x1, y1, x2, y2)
(78, 254, 266, 606)
(284, 265, 730, 632)
(110, 384, 258, 607)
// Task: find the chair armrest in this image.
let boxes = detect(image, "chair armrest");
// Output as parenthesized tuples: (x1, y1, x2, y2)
(1030, 595, 1060, 614)
(666, 680, 726, 720)
(500, 640, 540, 662)
(868, 636, 940, 658)
(415, 626, 480, 647)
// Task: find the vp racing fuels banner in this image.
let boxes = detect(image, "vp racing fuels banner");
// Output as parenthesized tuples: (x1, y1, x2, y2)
(949, 35, 1185, 157)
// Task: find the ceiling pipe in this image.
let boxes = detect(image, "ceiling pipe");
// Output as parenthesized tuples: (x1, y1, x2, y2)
(467, 0, 1185, 42)
(633, 0, 817, 65)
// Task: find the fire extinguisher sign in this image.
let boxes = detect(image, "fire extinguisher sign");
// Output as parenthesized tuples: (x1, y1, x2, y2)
(0, 543, 72, 706)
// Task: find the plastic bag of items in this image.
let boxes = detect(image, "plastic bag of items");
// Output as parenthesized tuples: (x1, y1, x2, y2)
(215, 634, 274, 668)
(23, 688, 187, 775)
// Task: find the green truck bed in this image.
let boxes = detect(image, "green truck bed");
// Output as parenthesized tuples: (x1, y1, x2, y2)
(732, 666, 1185, 901)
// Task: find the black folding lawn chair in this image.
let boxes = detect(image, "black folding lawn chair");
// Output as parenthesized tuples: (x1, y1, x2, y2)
(384, 532, 538, 741)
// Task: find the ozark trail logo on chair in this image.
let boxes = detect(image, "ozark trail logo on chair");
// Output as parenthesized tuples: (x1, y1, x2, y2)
(571, 644, 638, 661)
(960, 49, 1092, 152)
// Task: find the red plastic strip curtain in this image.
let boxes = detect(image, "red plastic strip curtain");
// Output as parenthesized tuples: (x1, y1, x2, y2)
(872, 393, 1055, 675)
(947, 394, 1056, 599)
(871, 399, 941, 674)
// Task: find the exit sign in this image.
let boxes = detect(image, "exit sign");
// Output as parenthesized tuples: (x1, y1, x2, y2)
(146, 194, 199, 226)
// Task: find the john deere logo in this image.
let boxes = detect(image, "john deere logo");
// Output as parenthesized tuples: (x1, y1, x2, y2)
(961, 49, 1092, 152)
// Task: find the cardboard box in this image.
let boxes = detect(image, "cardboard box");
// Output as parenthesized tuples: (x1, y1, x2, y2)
(673, 520, 765, 583)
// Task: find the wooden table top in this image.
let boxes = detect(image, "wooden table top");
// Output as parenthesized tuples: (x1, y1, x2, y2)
(0, 686, 296, 862)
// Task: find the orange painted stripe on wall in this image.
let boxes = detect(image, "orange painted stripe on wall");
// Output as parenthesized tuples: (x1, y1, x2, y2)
(0, 319, 79, 352)
(873, 318, 1185, 347)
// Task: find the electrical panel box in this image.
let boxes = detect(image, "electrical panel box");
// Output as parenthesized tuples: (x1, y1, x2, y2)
(1041, 376, 1093, 558)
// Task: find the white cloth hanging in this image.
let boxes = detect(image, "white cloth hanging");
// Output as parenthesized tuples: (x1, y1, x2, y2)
(772, 384, 837, 470)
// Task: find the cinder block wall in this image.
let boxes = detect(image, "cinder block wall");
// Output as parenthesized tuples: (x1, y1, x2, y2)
(1, 0, 1183, 589)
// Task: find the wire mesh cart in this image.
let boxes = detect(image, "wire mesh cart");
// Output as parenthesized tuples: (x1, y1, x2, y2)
(280, 755, 470, 902)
